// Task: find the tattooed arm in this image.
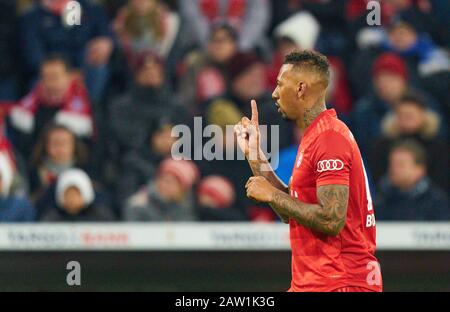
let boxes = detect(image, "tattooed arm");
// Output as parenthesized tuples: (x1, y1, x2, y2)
(270, 184, 349, 236)
(247, 159, 290, 224)
(247, 158, 288, 193)
(246, 176, 349, 235)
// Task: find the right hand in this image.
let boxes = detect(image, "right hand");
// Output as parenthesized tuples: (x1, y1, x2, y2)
(234, 99, 261, 160)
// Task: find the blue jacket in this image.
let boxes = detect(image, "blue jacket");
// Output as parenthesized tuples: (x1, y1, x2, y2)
(375, 177, 450, 221)
(0, 197, 35, 222)
(20, 0, 112, 75)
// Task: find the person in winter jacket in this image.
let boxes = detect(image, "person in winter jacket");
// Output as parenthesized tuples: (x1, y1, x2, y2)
(9, 55, 93, 156)
(125, 158, 199, 221)
(179, 0, 270, 51)
(369, 91, 448, 190)
(39, 168, 114, 222)
(375, 139, 449, 221)
(109, 51, 182, 154)
(20, 0, 113, 101)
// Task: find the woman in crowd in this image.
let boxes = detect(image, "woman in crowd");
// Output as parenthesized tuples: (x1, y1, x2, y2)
(114, 0, 180, 67)
(29, 123, 89, 202)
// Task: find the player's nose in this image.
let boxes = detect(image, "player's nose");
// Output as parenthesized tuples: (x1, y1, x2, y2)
(272, 90, 279, 102)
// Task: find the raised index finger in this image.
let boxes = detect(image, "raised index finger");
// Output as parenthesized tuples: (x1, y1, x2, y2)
(251, 99, 259, 125)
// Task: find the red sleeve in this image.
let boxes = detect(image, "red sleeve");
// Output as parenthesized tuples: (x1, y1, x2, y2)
(312, 130, 353, 187)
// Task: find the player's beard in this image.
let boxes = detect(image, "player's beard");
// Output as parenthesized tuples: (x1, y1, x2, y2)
(277, 107, 292, 121)
(275, 102, 291, 121)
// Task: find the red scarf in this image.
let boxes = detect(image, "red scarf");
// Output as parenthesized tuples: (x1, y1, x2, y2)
(18, 79, 92, 117)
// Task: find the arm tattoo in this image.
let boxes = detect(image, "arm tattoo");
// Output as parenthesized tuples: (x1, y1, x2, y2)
(269, 184, 349, 235)
(248, 159, 289, 223)
(248, 159, 288, 193)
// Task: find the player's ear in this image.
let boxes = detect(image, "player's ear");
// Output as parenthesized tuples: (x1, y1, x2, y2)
(297, 81, 306, 100)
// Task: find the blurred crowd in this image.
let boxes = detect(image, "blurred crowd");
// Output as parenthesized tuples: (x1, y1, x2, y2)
(0, 0, 448, 222)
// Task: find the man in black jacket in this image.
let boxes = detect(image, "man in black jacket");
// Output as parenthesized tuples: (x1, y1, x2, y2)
(375, 139, 449, 221)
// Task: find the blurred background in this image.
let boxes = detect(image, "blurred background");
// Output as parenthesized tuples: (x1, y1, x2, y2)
(0, 0, 448, 291)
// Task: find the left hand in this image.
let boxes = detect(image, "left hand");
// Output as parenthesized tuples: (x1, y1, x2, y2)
(245, 176, 277, 203)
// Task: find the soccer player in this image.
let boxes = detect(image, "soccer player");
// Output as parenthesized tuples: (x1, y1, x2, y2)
(234, 50, 383, 292)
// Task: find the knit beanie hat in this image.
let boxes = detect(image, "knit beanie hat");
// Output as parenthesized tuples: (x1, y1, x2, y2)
(198, 175, 235, 208)
(157, 158, 200, 190)
(372, 52, 409, 81)
(56, 169, 95, 207)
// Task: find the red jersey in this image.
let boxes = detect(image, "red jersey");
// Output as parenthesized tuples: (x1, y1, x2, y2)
(288, 109, 382, 292)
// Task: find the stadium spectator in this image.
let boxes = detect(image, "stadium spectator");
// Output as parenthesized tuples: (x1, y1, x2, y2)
(178, 22, 237, 114)
(179, 0, 270, 51)
(369, 92, 448, 190)
(375, 139, 450, 221)
(196, 175, 244, 221)
(346, 0, 446, 50)
(115, 117, 177, 206)
(109, 51, 181, 154)
(29, 123, 88, 202)
(382, 19, 450, 78)
(39, 168, 114, 221)
(382, 0, 446, 46)
(113, 0, 180, 63)
(124, 158, 199, 221)
(9, 55, 93, 157)
(352, 52, 412, 156)
(20, 0, 114, 102)
(382, 18, 450, 120)
(270, 0, 349, 56)
(0, 153, 35, 222)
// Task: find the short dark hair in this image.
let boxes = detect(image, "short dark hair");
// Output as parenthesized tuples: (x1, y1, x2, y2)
(284, 50, 330, 86)
(396, 90, 427, 110)
(391, 139, 427, 166)
(42, 53, 72, 71)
